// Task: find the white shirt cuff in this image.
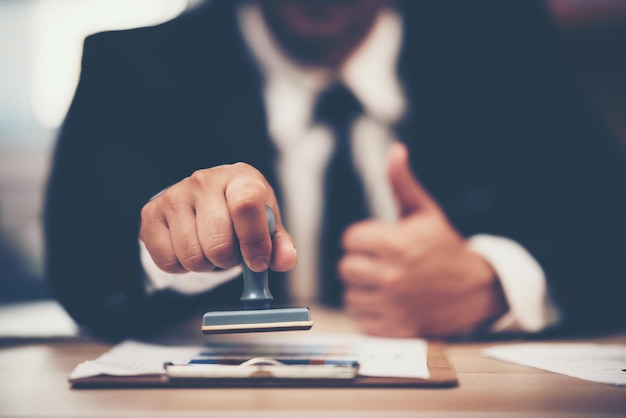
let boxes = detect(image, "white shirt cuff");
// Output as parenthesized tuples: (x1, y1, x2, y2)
(467, 234, 562, 333)
(139, 239, 241, 295)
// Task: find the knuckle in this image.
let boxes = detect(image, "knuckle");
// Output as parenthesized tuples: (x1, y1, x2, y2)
(337, 257, 352, 279)
(160, 263, 182, 274)
(139, 203, 156, 226)
(155, 256, 184, 274)
(381, 269, 403, 290)
(176, 240, 208, 271)
(379, 233, 403, 254)
(225, 168, 269, 208)
(203, 235, 238, 267)
(190, 168, 211, 184)
(340, 227, 356, 248)
(161, 194, 193, 217)
(343, 288, 358, 305)
(161, 184, 186, 205)
(230, 161, 256, 173)
(228, 182, 268, 211)
(238, 234, 268, 252)
(145, 243, 181, 273)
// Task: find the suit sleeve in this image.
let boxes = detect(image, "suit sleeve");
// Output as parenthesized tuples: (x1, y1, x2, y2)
(512, 84, 626, 336)
(44, 33, 240, 340)
(434, 0, 626, 336)
(500, 16, 626, 335)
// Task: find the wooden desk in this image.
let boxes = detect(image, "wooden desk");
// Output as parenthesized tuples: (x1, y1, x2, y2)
(1, 306, 625, 418)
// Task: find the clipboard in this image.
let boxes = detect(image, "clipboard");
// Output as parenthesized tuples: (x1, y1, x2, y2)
(69, 342, 457, 388)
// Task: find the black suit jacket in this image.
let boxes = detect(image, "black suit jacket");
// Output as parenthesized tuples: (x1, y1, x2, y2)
(45, 0, 626, 339)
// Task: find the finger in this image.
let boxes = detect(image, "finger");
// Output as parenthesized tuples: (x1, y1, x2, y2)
(387, 141, 436, 216)
(140, 214, 186, 274)
(270, 230, 297, 272)
(225, 171, 272, 272)
(163, 199, 216, 272)
(338, 253, 388, 288)
(195, 189, 239, 269)
(263, 200, 297, 272)
(341, 220, 401, 257)
(343, 283, 382, 307)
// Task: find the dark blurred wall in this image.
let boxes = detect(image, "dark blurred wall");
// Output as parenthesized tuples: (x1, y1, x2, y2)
(0, 235, 49, 302)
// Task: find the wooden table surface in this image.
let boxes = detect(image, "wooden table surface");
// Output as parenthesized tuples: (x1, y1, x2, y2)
(1, 306, 624, 418)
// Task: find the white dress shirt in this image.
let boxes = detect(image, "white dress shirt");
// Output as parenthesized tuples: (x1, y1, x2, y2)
(140, 2, 561, 333)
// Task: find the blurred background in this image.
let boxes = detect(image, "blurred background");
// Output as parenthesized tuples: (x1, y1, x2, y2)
(0, 0, 204, 303)
(0, 0, 625, 304)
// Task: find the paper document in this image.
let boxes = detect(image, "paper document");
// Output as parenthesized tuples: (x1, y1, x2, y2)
(483, 343, 626, 386)
(0, 300, 78, 340)
(69, 341, 201, 380)
(70, 333, 429, 381)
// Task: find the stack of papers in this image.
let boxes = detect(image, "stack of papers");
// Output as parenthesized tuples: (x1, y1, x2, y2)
(70, 333, 430, 383)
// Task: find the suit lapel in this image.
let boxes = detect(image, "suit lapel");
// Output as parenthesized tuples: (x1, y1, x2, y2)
(162, 1, 276, 190)
(396, 1, 463, 212)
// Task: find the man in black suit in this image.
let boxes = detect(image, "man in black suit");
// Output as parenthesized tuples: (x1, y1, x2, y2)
(45, 0, 626, 340)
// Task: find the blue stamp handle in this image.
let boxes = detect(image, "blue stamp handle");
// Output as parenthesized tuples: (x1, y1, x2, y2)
(240, 206, 276, 310)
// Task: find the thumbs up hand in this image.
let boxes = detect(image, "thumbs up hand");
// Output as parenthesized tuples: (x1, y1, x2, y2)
(339, 142, 508, 338)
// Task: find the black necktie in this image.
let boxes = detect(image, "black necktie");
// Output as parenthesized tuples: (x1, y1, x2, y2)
(314, 84, 369, 307)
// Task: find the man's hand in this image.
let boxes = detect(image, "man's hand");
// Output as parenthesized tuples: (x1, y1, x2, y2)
(139, 163, 297, 275)
(339, 142, 508, 338)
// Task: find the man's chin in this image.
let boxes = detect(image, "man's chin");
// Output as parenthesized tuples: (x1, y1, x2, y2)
(266, 0, 360, 41)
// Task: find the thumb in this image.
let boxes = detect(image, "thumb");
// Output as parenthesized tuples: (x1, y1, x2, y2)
(387, 141, 435, 216)
(268, 205, 298, 272)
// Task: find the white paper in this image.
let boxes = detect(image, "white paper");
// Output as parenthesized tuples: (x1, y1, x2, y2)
(357, 336, 429, 378)
(0, 300, 79, 339)
(483, 343, 626, 386)
(70, 333, 429, 382)
(70, 341, 200, 380)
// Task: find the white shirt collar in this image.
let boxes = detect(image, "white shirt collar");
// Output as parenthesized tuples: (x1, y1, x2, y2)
(237, 1, 406, 125)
